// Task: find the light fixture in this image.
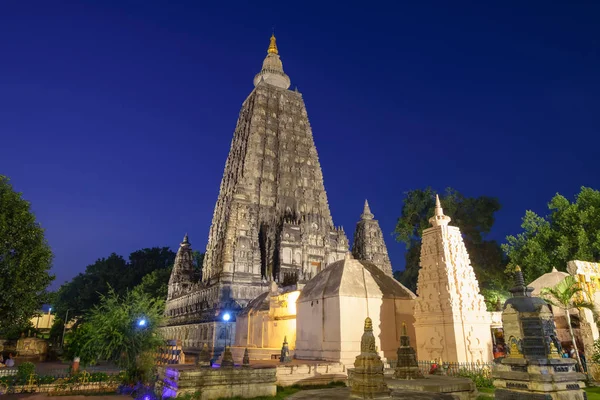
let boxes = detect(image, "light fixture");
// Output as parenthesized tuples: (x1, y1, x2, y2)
(222, 313, 231, 322)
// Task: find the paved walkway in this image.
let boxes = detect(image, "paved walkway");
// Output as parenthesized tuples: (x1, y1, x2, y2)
(286, 387, 456, 399)
(2, 395, 124, 400)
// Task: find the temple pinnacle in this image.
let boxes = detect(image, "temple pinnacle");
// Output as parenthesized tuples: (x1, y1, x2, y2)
(429, 194, 451, 227)
(268, 33, 278, 55)
(401, 321, 407, 336)
(361, 199, 374, 220)
(364, 317, 373, 332)
(182, 233, 190, 245)
(435, 194, 443, 216)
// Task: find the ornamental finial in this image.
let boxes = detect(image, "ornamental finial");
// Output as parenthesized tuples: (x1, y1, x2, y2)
(268, 33, 278, 55)
(364, 317, 373, 332)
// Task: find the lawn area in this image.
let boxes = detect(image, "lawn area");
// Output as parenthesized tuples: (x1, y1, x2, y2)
(586, 386, 600, 400)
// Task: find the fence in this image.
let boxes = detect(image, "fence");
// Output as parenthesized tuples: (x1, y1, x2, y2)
(414, 360, 495, 378)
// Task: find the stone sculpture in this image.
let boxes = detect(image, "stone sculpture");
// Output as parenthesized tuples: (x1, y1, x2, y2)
(492, 266, 587, 400)
(350, 317, 390, 398)
(242, 348, 250, 367)
(220, 346, 234, 368)
(196, 343, 211, 367)
(394, 322, 423, 380)
(280, 336, 292, 363)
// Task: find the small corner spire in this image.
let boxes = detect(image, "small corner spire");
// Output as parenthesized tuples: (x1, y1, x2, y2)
(268, 33, 278, 55)
(182, 233, 190, 245)
(435, 194, 443, 216)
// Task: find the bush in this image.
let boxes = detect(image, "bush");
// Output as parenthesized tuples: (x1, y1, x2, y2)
(17, 362, 36, 383)
(456, 369, 494, 389)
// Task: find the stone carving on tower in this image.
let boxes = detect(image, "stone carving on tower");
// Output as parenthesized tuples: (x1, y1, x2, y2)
(413, 195, 493, 363)
(162, 34, 348, 352)
(351, 200, 393, 276)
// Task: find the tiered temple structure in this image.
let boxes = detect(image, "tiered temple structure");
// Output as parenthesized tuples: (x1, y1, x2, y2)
(349, 317, 390, 399)
(352, 200, 393, 276)
(393, 322, 423, 380)
(413, 195, 492, 363)
(163, 34, 348, 354)
(492, 267, 586, 400)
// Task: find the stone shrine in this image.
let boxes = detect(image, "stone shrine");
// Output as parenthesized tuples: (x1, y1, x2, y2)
(295, 253, 416, 365)
(352, 200, 393, 276)
(349, 317, 390, 399)
(414, 196, 492, 363)
(394, 322, 423, 380)
(492, 266, 586, 400)
(163, 34, 348, 353)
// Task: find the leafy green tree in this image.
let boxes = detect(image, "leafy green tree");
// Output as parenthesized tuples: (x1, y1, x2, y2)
(503, 187, 600, 283)
(134, 267, 172, 300)
(65, 287, 165, 382)
(54, 247, 176, 320)
(0, 175, 54, 332)
(540, 275, 595, 372)
(394, 187, 507, 296)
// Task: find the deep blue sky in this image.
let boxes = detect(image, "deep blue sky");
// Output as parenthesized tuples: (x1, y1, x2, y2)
(1, 1, 599, 289)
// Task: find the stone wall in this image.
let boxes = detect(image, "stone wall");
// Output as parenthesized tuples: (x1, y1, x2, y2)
(156, 365, 277, 400)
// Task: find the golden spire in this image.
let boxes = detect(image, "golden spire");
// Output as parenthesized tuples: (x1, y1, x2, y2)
(268, 33, 278, 55)
(364, 317, 373, 332)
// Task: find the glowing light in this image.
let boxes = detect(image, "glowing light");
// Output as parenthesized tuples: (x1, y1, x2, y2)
(223, 313, 231, 322)
(138, 318, 147, 327)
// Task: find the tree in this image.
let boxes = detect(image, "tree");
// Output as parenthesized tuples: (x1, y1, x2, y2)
(54, 247, 176, 320)
(503, 187, 600, 283)
(134, 266, 172, 300)
(394, 187, 507, 297)
(65, 287, 165, 382)
(540, 275, 595, 372)
(0, 175, 54, 332)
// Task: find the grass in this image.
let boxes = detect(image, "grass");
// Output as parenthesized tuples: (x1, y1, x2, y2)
(586, 386, 600, 400)
(474, 386, 600, 399)
(216, 381, 347, 400)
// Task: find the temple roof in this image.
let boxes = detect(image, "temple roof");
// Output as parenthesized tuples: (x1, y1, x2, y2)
(528, 267, 569, 297)
(298, 257, 415, 302)
(237, 291, 270, 316)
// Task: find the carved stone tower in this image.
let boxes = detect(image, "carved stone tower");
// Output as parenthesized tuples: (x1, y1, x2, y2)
(351, 200, 393, 276)
(201, 33, 348, 290)
(167, 234, 196, 301)
(162, 35, 348, 352)
(413, 195, 492, 363)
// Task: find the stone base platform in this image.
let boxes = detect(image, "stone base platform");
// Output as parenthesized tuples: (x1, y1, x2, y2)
(155, 364, 277, 400)
(287, 387, 457, 399)
(230, 346, 282, 361)
(386, 376, 477, 400)
(345, 373, 477, 400)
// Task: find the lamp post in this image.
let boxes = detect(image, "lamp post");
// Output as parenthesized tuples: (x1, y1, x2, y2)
(222, 312, 231, 348)
(47, 307, 52, 329)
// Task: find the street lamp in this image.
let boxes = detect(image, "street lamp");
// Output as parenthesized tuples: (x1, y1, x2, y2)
(138, 318, 147, 327)
(222, 313, 231, 347)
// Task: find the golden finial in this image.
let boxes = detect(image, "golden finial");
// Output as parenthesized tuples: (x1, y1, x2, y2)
(515, 265, 522, 272)
(401, 321, 407, 336)
(364, 317, 373, 332)
(268, 33, 278, 55)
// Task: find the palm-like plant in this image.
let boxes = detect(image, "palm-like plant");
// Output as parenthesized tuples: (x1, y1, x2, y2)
(540, 275, 595, 372)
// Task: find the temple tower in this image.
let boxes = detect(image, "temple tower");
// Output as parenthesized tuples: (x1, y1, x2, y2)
(201, 33, 348, 290)
(413, 195, 492, 363)
(167, 234, 196, 301)
(351, 200, 393, 276)
(162, 35, 348, 353)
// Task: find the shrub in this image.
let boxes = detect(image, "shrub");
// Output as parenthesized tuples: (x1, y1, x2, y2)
(16, 362, 36, 383)
(456, 369, 494, 388)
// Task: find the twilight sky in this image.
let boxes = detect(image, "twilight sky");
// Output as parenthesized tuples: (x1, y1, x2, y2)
(1, 1, 599, 289)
